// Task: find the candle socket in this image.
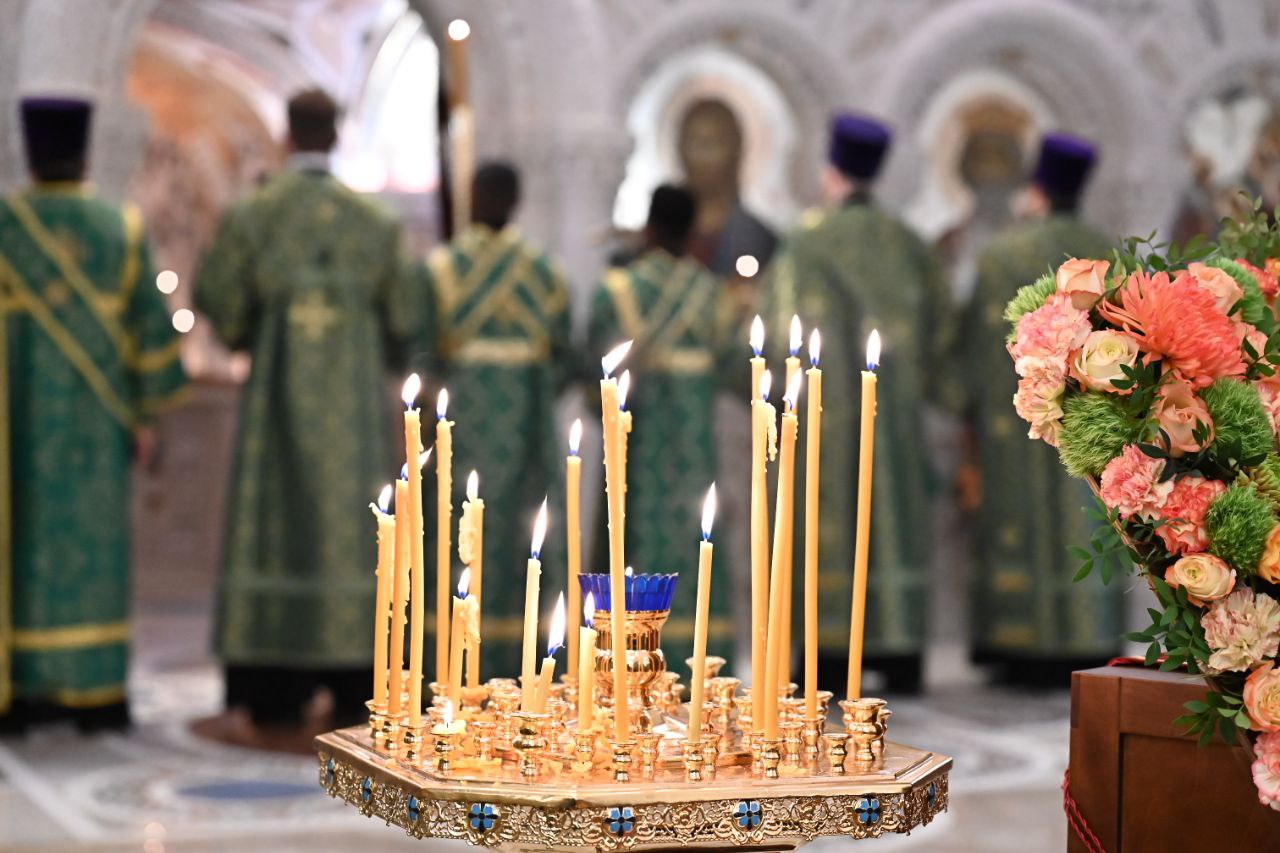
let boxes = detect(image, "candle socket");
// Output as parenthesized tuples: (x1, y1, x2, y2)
(469, 720, 497, 762)
(814, 689, 835, 718)
(428, 681, 447, 708)
(401, 722, 425, 765)
(571, 729, 597, 773)
(844, 697, 886, 764)
(781, 697, 805, 723)
(609, 739, 636, 783)
(710, 676, 740, 731)
(490, 687, 521, 751)
(758, 737, 783, 779)
(683, 739, 705, 781)
(734, 695, 754, 738)
(801, 714, 825, 759)
(781, 719, 804, 765)
(460, 684, 489, 716)
(823, 732, 850, 775)
(512, 711, 550, 778)
(777, 681, 799, 702)
(432, 728, 460, 773)
(366, 700, 386, 744)
(874, 705, 893, 759)
(699, 728, 721, 777)
(560, 674, 578, 709)
(546, 698, 571, 750)
(382, 716, 401, 757)
(635, 731, 662, 778)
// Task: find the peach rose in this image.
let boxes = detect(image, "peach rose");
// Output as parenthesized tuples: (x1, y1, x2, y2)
(1070, 330, 1139, 392)
(1056, 258, 1110, 310)
(1259, 525, 1280, 585)
(1252, 731, 1280, 811)
(1153, 381, 1214, 457)
(1165, 553, 1235, 606)
(1189, 262, 1245, 316)
(1245, 661, 1280, 733)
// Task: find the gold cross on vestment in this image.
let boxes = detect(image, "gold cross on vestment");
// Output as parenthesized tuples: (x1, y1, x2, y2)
(289, 292, 339, 341)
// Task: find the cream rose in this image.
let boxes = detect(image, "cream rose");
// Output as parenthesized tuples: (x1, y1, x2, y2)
(1056, 258, 1110, 310)
(1070, 330, 1139, 392)
(1165, 553, 1235, 606)
(1154, 381, 1214, 456)
(1245, 662, 1280, 733)
(1189, 262, 1245, 316)
(1259, 525, 1280, 584)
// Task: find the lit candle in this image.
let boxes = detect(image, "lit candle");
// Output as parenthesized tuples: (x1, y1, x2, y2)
(750, 315, 766, 401)
(448, 567, 472, 710)
(804, 330, 823, 718)
(459, 471, 484, 687)
(751, 369, 775, 730)
(764, 372, 800, 740)
(535, 592, 566, 712)
(781, 316, 802, 691)
(402, 374, 427, 728)
(521, 499, 548, 711)
(370, 485, 395, 711)
(600, 341, 633, 740)
(431, 698, 466, 738)
(388, 476, 410, 718)
(578, 592, 597, 729)
(436, 389, 454, 689)
(688, 485, 717, 745)
(566, 419, 583, 678)
(848, 330, 880, 699)
(618, 370, 632, 504)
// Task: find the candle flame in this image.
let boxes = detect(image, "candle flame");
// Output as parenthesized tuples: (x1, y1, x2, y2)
(601, 340, 632, 377)
(618, 370, 631, 410)
(701, 483, 717, 540)
(401, 373, 421, 408)
(568, 418, 582, 455)
(784, 369, 803, 409)
(458, 566, 471, 598)
(866, 329, 881, 370)
(809, 328, 821, 366)
(441, 699, 454, 727)
(531, 498, 548, 558)
(789, 315, 802, 356)
(376, 484, 393, 513)
(437, 388, 449, 419)
(759, 369, 772, 401)
(466, 470, 479, 501)
(584, 591, 596, 628)
(750, 315, 764, 356)
(547, 591, 566, 655)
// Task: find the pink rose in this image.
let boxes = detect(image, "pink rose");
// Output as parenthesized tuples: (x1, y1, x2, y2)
(1098, 444, 1173, 519)
(1070, 330, 1139, 392)
(1259, 525, 1280, 585)
(1013, 361, 1066, 447)
(1258, 383, 1280, 438)
(1154, 475, 1226, 554)
(1245, 661, 1280, 732)
(1011, 293, 1091, 365)
(1189, 262, 1245, 316)
(1253, 731, 1280, 811)
(1153, 381, 1214, 457)
(1165, 553, 1235, 606)
(1056, 258, 1110, 310)
(1202, 588, 1280, 673)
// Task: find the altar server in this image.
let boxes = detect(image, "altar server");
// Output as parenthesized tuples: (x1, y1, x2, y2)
(196, 89, 420, 728)
(588, 184, 736, 664)
(413, 161, 572, 677)
(955, 132, 1120, 684)
(0, 97, 187, 732)
(763, 113, 950, 694)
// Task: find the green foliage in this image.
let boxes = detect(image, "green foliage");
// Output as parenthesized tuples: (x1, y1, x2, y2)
(1174, 688, 1250, 748)
(1205, 483, 1275, 576)
(1246, 453, 1280, 511)
(1203, 255, 1269, 326)
(1057, 393, 1149, 477)
(1201, 379, 1273, 467)
(1126, 576, 1212, 675)
(1068, 498, 1141, 585)
(1111, 231, 1214, 277)
(1002, 272, 1057, 343)
(1217, 196, 1280, 268)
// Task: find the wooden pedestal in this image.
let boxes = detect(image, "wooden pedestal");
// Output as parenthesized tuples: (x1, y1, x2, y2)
(1069, 666, 1280, 851)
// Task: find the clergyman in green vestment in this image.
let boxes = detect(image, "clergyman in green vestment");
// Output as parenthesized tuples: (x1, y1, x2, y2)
(412, 162, 572, 679)
(587, 185, 737, 666)
(196, 91, 420, 727)
(763, 114, 951, 694)
(955, 133, 1120, 684)
(1, 98, 187, 731)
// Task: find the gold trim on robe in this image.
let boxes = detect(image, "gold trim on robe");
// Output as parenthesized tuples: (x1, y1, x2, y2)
(11, 620, 130, 651)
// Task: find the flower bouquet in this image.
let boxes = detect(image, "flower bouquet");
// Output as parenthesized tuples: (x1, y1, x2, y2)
(1005, 199, 1280, 810)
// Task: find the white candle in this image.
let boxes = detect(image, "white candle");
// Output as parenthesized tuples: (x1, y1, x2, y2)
(521, 500, 548, 711)
(688, 484, 717, 745)
(535, 592, 566, 712)
(848, 330, 881, 699)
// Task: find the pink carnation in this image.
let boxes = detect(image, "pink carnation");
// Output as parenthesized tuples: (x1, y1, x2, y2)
(1153, 475, 1227, 555)
(1238, 258, 1280, 299)
(1202, 587, 1280, 673)
(1253, 731, 1280, 811)
(1099, 444, 1173, 519)
(1012, 358, 1066, 446)
(1011, 292, 1091, 366)
(1258, 382, 1280, 438)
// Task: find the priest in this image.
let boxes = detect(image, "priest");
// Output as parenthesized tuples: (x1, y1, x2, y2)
(196, 89, 420, 729)
(955, 132, 1120, 685)
(763, 114, 950, 694)
(0, 97, 187, 732)
(413, 162, 572, 678)
(587, 184, 737, 663)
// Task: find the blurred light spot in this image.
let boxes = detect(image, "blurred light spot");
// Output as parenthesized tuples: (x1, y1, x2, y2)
(143, 822, 166, 838)
(735, 255, 759, 278)
(172, 308, 195, 334)
(447, 19, 470, 40)
(156, 270, 179, 294)
(143, 840, 164, 853)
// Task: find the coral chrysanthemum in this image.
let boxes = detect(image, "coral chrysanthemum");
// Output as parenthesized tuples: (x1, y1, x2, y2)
(1098, 270, 1245, 388)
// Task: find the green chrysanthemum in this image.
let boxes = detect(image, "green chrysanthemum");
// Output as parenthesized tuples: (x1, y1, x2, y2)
(1003, 273, 1057, 343)
(1242, 453, 1280, 511)
(1057, 392, 1149, 478)
(1201, 378, 1273, 465)
(1203, 255, 1267, 326)
(1205, 483, 1276, 576)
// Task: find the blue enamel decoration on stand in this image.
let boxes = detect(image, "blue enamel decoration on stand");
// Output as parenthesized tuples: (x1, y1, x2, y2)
(855, 797, 881, 824)
(607, 806, 636, 835)
(578, 573, 678, 612)
(734, 800, 763, 829)
(360, 777, 372, 803)
(325, 758, 335, 785)
(407, 795, 420, 822)
(469, 803, 497, 832)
